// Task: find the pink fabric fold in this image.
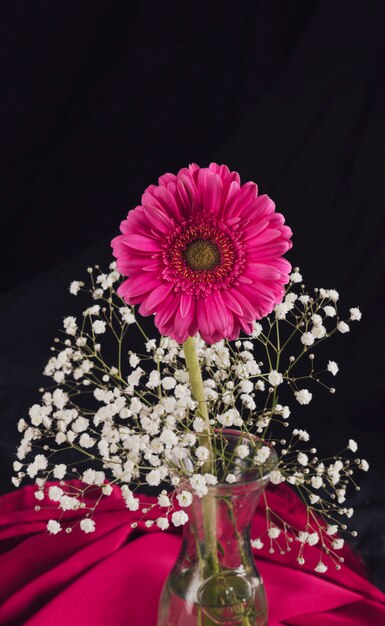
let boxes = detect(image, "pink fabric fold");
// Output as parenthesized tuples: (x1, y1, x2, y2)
(0, 483, 384, 625)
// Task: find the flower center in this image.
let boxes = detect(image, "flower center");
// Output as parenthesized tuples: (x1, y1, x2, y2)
(162, 217, 245, 297)
(183, 239, 221, 271)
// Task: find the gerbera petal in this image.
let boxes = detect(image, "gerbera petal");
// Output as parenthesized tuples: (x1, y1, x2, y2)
(176, 172, 199, 212)
(221, 290, 243, 316)
(142, 203, 174, 234)
(158, 173, 177, 187)
(180, 292, 193, 319)
(139, 283, 173, 316)
(122, 234, 161, 252)
(203, 172, 223, 214)
(118, 274, 159, 299)
(245, 263, 282, 281)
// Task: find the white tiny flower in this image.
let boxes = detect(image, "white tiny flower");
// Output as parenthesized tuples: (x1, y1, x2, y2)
(326, 525, 338, 536)
(69, 280, 83, 295)
(274, 303, 289, 320)
(349, 307, 362, 321)
(293, 429, 310, 441)
(268, 526, 281, 539)
(63, 316, 77, 336)
(84, 304, 100, 316)
(204, 473, 218, 486)
(270, 470, 285, 485)
(48, 486, 64, 502)
(146, 469, 161, 486)
(328, 289, 339, 302)
(190, 475, 208, 496)
(53, 463, 67, 480)
(311, 324, 326, 339)
(145, 339, 157, 352)
(226, 474, 236, 484)
(347, 439, 358, 452)
(307, 532, 319, 546)
(147, 370, 161, 389)
(255, 446, 271, 465)
(236, 444, 249, 460)
(176, 491, 193, 507)
(311, 314, 323, 325)
(160, 429, 178, 448)
(79, 433, 96, 448)
(359, 459, 369, 471)
(92, 320, 106, 334)
(268, 370, 283, 386)
(171, 511, 189, 527)
(129, 353, 140, 368)
(158, 493, 170, 508)
(240, 379, 253, 394)
(251, 322, 263, 338)
(82, 469, 97, 485)
(290, 271, 302, 283)
(294, 389, 312, 405)
(297, 452, 308, 466)
(47, 520, 62, 535)
(332, 538, 344, 550)
(327, 361, 339, 376)
(251, 538, 264, 550)
(120, 307, 136, 324)
(323, 305, 336, 317)
(162, 376, 176, 390)
(301, 332, 315, 346)
(299, 295, 310, 304)
(196, 446, 210, 462)
(80, 518, 96, 533)
(337, 321, 350, 334)
(311, 476, 323, 489)
(156, 517, 170, 530)
(34, 490, 44, 501)
(315, 562, 328, 573)
(192, 417, 207, 433)
(297, 531, 309, 543)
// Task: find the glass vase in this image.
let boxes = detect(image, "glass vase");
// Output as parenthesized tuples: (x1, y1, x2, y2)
(158, 431, 276, 626)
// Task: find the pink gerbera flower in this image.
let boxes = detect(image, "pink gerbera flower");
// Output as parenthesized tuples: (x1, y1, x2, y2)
(112, 163, 292, 344)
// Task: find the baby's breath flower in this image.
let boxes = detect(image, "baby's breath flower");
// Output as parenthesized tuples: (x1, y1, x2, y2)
(294, 389, 312, 405)
(69, 281, 83, 295)
(268, 526, 281, 539)
(80, 518, 96, 533)
(171, 511, 189, 527)
(323, 305, 336, 317)
(349, 307, 362, 321)
(327, 361, 339, 376)
(315, 562, 328, 573)
(176, 491, 193, 507)
(47, 520, 62, 535)
(268, 370, 283, 386)
(92, 320, 106, 335)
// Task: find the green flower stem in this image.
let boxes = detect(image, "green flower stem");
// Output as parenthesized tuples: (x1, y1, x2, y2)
(183, 336, 219, 575)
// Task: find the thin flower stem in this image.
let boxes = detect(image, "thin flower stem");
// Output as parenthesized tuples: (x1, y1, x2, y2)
(182, 336, 219, 575)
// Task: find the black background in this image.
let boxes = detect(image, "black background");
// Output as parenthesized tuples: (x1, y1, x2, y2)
(1, 0, 384, 588)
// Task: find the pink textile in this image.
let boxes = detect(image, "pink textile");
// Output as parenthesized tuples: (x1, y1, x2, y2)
(0, 483, 384, 625)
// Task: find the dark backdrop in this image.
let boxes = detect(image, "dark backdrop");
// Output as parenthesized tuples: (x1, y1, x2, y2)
(1, 0, 384, 588)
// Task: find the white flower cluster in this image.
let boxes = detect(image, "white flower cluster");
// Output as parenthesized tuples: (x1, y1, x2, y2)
(13, 265, 366, 571)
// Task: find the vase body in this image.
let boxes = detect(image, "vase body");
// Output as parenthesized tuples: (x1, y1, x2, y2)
(158, 432, 274, 626)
